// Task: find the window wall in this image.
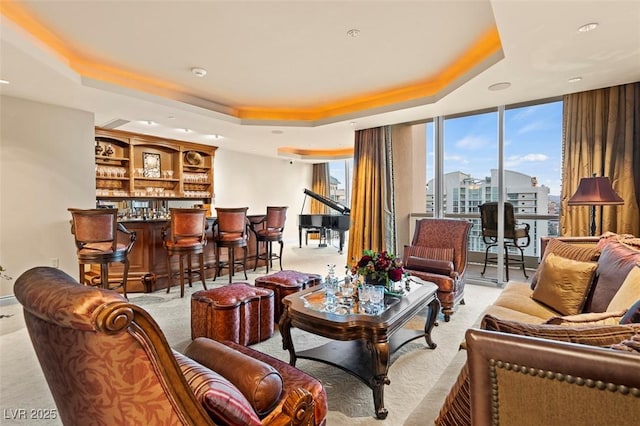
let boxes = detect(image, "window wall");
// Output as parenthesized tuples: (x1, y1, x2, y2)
(329, 159, 353, 207)
(425, 99, 562, 284)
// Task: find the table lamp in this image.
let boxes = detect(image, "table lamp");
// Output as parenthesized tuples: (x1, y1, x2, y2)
(567, 174, 624, 236)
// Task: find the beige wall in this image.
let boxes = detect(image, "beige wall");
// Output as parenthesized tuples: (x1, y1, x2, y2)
(1, 96, 95, 295)
(392, 123, 427, 253)
(0, 95, 313, 297)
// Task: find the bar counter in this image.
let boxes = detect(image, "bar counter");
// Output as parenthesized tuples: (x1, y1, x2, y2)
(86, 215, 267, 293)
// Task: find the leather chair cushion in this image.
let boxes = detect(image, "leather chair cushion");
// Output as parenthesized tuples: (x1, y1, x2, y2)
(165, 238, 202, 248)
(405, 256, 454, 276)
(184, 338, 283, 416)
(257, 229, 283, 238)
(585, 241, 640, 312)
(79, 242, 129, 255)
(218, 233, 245, 242)
(174, 350, 261, 426)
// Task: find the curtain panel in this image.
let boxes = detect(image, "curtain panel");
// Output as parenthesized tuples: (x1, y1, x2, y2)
(347, 126, 395, 266)
(561, 82, 640, 236)
(311, 163, 330, 214)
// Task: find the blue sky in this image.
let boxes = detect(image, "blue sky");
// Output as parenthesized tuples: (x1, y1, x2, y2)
(432, 100, 563, 196)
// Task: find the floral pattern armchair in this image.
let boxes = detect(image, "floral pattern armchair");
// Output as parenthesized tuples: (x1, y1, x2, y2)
(403, 219, 472, 321)
(14, 266, 327, 426)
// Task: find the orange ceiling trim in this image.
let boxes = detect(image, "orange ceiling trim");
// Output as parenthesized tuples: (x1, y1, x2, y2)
(238, 26, 503, 121)
(1, 0, 74, 60)
(2, 1, 501, 123)
(278, 147, 354, 159)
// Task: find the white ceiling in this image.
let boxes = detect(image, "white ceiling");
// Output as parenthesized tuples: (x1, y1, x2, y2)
(1, 1, 639, 160)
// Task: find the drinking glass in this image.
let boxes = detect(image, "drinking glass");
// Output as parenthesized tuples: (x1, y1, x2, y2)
(369, 286, 385, 314)
(358, 285, 371, 313)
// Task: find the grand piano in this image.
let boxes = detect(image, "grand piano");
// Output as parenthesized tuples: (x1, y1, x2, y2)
(299, 188, 350, 254)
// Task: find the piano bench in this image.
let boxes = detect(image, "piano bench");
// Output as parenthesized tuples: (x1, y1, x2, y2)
(255, 270, 322, 323)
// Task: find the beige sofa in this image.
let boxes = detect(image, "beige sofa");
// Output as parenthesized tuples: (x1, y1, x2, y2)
(405, 233, 640, 426)
(481, 234, 640, 325)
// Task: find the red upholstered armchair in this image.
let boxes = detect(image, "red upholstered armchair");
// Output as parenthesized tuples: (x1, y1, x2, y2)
(403, 219, 472, 322)
(15, 267, 327, 426)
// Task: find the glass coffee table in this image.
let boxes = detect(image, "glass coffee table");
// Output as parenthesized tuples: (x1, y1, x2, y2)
(279, 278, 440, 419)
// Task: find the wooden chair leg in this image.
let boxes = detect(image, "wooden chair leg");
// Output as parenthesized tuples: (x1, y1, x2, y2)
(187, 253, 193, 287)
(179, 254, 185, 298)
(166, 253, 173, 293)
(122, 259, 129, 299)
(100, 263, 109, 291)
(78, 264, 85, 285)
(278, 240, 284, 270)
(242, 246, 248, 280)
(228, 247, 234, 283)
(199, 252, 207, 290)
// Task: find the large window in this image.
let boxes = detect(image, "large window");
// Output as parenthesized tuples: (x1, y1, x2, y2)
(425, 99, 562, 283)
(329, 159, 353, 207)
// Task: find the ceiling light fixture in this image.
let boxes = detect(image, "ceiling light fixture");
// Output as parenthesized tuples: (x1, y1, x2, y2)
(568, 77, 583, 83)
(0, 79, 9, 85)
(191, 67, 207, 77)
(141, 120, 156, 125)
(346, 29, 360, 38)
(488, 82, 511, 91)
(272, 130, 284, 135)
(577, 22, 599, 33)
(207, 134, 222, 139)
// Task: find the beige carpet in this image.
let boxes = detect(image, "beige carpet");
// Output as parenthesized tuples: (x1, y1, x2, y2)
(0, 244, 502, 425)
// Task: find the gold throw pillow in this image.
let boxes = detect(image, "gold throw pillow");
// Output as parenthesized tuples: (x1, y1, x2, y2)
(531, 252, 597, 315)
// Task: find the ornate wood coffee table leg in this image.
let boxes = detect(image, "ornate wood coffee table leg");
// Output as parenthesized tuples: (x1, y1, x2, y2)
(279, 306, 298, 366)
(424, 297, 440, 349)
(369, 340, 391, 419)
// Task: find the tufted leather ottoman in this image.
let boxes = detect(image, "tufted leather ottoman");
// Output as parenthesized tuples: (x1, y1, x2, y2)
(255, 270, 322, 322)
(191, 283, 275, 345)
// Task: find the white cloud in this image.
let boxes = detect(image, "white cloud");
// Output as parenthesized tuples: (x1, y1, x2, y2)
(517, 121, 547, 135)
(444, 154, 469, 164)
(455, 135, 491, 150)
(504, 153, 549, 167)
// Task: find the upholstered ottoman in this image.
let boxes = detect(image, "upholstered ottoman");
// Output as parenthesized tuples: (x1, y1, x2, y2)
(255, 270, 322, 322)
(191, 283, 275, 345)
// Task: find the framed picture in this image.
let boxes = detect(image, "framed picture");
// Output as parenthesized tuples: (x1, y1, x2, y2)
(143, 152, 161, 178)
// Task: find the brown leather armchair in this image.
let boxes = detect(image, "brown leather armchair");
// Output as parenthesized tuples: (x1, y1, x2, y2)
(14, 266, 327, 426)
(466, 328, 640, 425)
(403, 218, 472, 321)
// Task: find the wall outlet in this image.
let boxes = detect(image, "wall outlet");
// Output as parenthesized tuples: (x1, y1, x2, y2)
(50, 258, 59, 268)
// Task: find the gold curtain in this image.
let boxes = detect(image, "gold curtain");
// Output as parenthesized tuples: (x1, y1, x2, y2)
(347, 127, 394, 266)
(561, 82, 640, 236)
(311, 163, 330, 214)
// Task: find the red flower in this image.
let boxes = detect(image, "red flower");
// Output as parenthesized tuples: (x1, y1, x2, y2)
(358, 255, 373, 267)
(388, 268, 403, 282)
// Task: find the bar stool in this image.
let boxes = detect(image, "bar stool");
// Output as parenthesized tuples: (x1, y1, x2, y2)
(68, 208, 136, 298)
(214, 207, 249, 283)
(253, 206, 288, 273)
(163, 208, 208, 298)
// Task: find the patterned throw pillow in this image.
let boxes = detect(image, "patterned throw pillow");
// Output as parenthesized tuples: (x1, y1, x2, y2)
(174, 351, 261, 426)
(530, 239, 600, 290)
(531, 252, 597, 315)
(481, 314, 640, 346)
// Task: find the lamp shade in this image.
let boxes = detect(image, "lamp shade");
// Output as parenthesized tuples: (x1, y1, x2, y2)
(567, 176, 624, 206)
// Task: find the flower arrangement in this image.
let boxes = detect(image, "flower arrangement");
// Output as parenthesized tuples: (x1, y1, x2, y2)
(350, 250, 405, 288)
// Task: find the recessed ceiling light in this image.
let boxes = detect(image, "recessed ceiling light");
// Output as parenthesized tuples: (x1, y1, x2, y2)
(272, 130, 284, 135)
(180, 128, 192, 133)
(349, 122, 357, 127)
(191, 67, 207, 77)
(577, 22, 599, 33)
(0, 79, 9, 85)
(346, 29, 360, 38)
(488, 82, 511, 91)
(568, 77, 583, 83)
(141, 120, 156, 125)
(167, 116, 176, 120)
(207, 134, 222, 139)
